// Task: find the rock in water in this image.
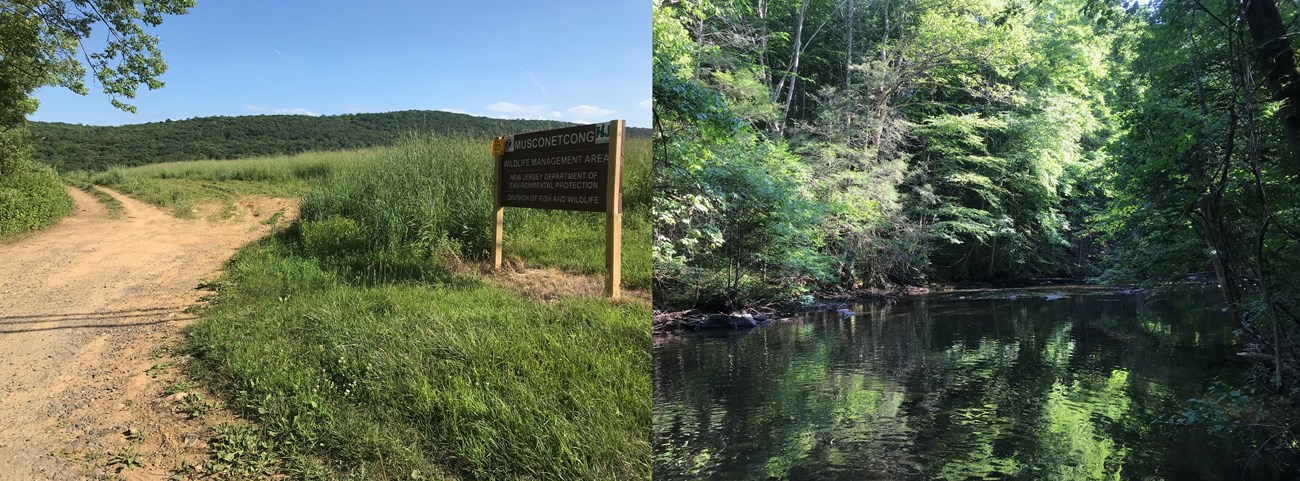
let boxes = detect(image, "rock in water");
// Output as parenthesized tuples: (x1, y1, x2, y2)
(1045, 293, 1063, 301)
(836, 308, 856, 317)
(730, 313, 757, 328)
(701, 315, 732, 330)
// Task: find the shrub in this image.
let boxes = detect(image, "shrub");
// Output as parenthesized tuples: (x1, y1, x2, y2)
(0, 160, 73, 239)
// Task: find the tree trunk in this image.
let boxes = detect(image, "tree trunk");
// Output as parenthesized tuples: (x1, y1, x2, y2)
(1239, 45, 1286, 388)
(1199, 197, 1246, 327)
(758, 0, 770, 94)
(872, 97, 889, 148)
(1189, 48, 1246, 326)
(1243, 0, 1300, 152)
(776, 0, 810, 137)
(845, 0, 856, 137)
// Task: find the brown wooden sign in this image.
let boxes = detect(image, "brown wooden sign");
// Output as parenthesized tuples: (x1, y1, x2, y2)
(498, 123, 616, 212)
(491, 120, 625, 299)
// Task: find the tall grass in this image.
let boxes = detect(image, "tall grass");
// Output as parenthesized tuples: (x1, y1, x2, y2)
(0, 161, 73, 239)
(100, 148, 380, 183)
(301, 135, 652, 288)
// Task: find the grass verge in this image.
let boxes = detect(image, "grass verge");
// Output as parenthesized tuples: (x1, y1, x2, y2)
(185, 232, 650, 479)
(0, 161, 73, 240)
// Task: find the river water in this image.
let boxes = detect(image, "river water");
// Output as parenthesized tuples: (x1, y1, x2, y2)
(653, 287, 1277, 480)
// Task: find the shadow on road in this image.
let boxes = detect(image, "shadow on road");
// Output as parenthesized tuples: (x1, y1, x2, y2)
(0, 307, 195, 333)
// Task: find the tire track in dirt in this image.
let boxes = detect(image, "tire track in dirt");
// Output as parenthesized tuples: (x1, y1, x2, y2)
(0, 187, 295, 479)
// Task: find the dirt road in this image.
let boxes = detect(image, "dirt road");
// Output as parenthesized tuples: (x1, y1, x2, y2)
(0, 187, 293, 479)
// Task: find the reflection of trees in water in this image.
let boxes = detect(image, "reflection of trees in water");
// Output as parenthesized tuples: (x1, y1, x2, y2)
(654, 290, 1248, 480)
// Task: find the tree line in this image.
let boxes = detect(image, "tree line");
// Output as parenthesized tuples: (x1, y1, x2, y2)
(30, 111, 650, 172)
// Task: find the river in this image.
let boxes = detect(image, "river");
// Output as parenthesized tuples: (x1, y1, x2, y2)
(653, 287, 1281, 480)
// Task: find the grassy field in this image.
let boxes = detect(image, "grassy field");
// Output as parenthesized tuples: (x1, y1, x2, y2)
(85, 134, 652, 479)
(66, 148, 383, 219)
(0, 161, 73, 240)
(73, 137, 652, 288)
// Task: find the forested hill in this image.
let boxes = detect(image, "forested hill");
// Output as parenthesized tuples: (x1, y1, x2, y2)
(30, 110, 650, 171)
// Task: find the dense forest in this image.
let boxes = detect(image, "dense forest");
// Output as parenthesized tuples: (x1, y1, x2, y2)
(31, 110, 650, 171)
(654, 0, 1132, 305)
(653, 0, 1300, 466)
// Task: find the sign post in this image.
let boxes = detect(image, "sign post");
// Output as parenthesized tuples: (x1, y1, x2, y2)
(491, 120, 625, 300)
(491, 136, 506, 270)
(604, 120, 624, 300)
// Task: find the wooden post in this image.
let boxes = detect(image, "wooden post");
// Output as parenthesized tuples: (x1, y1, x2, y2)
(605, 120, 624, 300)
(492, 135, 504, 270)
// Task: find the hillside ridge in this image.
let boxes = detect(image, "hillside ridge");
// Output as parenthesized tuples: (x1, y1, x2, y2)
(31, 109, 650, 171)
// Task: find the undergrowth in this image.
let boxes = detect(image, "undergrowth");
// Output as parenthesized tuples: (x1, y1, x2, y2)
(0, 161, 73, 239)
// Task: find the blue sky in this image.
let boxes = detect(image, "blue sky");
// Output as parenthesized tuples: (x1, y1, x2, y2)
(29, 1, 651, 127)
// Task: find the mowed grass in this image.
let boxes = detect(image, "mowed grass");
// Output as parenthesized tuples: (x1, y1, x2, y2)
(0, 161, 73, 240)
(165, 134, 652, 479)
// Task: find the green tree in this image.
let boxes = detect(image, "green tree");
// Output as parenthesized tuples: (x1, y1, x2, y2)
(1, 0, 193, 174)
(654, 0, 829, 307)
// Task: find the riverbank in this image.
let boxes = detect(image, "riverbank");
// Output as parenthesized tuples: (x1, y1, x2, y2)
(653, 285, 916, 333)
(652, 279, 1151, 333)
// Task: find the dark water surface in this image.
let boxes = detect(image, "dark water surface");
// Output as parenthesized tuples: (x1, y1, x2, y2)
(653, 287, 1271, 480)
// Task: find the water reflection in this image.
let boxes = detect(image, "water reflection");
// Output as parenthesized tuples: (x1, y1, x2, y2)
(653, 288, 1270, 480)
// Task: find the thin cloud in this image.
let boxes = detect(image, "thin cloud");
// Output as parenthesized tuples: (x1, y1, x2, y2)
(510, 62, 547, 95)
(247, 105, 318, 116)
(487, 101, 562, 120)
(273, 107, 320, 116)
(640, 98, 652, 110)
(273, 49, 283, 55)
(565, 105, 616, 123)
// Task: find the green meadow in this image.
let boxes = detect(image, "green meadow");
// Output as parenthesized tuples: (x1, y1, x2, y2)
(68, 137, 651, 288)
(74, 134, 651, 479)
(65, 148, 382, 218)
